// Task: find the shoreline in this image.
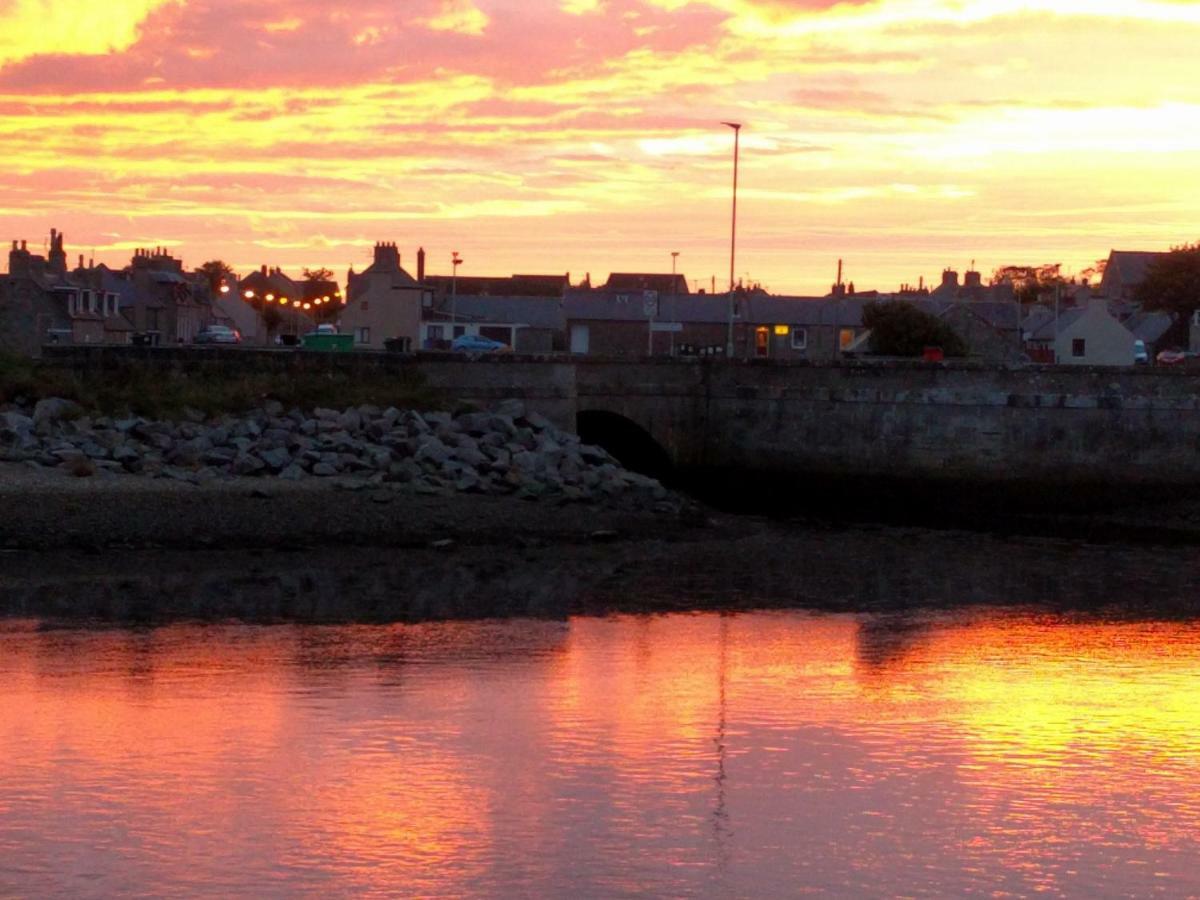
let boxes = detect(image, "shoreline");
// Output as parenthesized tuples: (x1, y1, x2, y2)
(2, 518, 1198, 624)
(0, 461, 717, 552)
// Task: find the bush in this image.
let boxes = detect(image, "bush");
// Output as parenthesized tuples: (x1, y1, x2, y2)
(862, 301, 967, 358)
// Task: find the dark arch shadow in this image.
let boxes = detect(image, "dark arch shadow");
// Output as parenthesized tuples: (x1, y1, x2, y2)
(577, 410, 675, 483)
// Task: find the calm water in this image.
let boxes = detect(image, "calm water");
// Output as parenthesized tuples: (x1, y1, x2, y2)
(2, 610, 1199, 897)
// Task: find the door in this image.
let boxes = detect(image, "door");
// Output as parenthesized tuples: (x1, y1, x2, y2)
(570, 324, 590, 354)
(755, 326, 769, 358)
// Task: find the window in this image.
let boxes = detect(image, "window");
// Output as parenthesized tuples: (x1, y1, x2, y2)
(839, 328, 855, 349)
(1072, 338, 1086, 358)
(791, 327, 808, 350)
(427, 325, 444, 341)
(355, 327, 371, 344)
(616, 293, 629, 304)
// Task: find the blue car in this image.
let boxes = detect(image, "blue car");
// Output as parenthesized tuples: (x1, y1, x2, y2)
(451, 334, 509, 354)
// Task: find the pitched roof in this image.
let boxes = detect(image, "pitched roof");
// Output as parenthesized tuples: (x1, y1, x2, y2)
(427, 295, 565, 329)
(1104, 250, 1165, 291)
(1123, 310, 1174, 343)
(425, 274, 568, 297)
(602, 273, 690, 295)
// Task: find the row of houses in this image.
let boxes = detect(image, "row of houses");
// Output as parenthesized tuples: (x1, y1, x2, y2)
(2, 233, 1193, 366)
(0, 230, 338, 355)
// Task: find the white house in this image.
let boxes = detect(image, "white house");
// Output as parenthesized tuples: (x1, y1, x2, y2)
(1052, 301, 1137, 366)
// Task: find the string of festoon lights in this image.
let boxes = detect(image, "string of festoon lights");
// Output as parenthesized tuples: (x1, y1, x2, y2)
(216, 281, 346, 310)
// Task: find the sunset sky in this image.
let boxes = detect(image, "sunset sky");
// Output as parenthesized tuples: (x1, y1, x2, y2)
(2, 0, 1198, 293)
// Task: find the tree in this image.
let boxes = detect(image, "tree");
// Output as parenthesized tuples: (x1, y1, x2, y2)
(990, 263, 1066, 304)
(863, 301, 967, 357)
(303, 267, 334, 283)
(1080, 258, 1108, 285)
(1135, 243, 1200, 321)
(198, 259, 235, 294)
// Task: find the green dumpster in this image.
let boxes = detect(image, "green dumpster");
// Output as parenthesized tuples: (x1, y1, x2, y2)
(300, 332, 354, 351)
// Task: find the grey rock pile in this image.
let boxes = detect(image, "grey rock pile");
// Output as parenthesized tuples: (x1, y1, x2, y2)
(0, 397, 675, 509)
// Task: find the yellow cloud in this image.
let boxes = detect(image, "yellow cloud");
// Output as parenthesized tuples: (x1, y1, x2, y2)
(417, 0, 490, 36)
(0, 0, 173, 65)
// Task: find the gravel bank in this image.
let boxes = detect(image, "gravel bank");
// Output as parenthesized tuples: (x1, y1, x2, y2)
(0, 461, 714, 551)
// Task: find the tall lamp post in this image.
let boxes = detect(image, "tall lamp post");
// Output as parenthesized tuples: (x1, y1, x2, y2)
(671, 251, 680, 278)
(722, 121, 741, 358)
(451, 251, 463, 339)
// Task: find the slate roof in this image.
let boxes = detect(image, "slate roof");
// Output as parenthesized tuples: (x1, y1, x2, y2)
(1106, 250, 1164, 286)
(602, 273, 690, 295)
(1123, 310, 1174, 344)
(427, 295, 565, 329)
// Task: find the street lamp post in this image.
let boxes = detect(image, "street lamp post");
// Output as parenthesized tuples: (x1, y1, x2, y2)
(451, 251, 463, 340)
(671, 251, 680, 278)
(722, 122, 741, 358)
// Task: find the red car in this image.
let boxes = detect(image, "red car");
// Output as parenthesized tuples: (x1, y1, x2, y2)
(1156, 349, 1188, 366)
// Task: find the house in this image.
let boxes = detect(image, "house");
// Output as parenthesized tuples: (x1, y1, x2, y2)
(124, 247, 212, 344)
(1100, 250, 1165, 301)
(424, 272, 571, 299)
(602, 273, 690, 295)
(1025, 300, 1137, 366)
(929, 268, 1017, 304)
(421, 295, 565, 352)
(933, 301, 1024, 363)
(1, 232, 135, 355)
(232, 266, 326, 344)
(339, 242, 425, 350)
(1123, 309, 1181, 359)
(562, 288, 846, 360)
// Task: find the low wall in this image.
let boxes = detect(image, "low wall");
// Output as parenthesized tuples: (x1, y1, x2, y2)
(37, 347, 1200, 487)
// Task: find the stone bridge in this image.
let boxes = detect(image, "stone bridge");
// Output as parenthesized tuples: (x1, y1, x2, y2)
(39, 347, 1200, 489)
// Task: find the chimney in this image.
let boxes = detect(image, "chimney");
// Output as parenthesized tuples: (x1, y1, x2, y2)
(261, 264, 268, 275)
(942, 269, 959, 288)
(964, 270, 982, 289)
(78, 254, 84, 269)
(417, 246, 426, 282)
(10, 240, 16, 251)
(373, 241, 400, 271)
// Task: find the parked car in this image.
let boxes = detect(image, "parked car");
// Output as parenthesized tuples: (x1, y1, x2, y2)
(1134, 340, 1149, 365)
(451, 334, 509, 354)
(194, 324, 242, 345)
(1156, 348, 1188, 366)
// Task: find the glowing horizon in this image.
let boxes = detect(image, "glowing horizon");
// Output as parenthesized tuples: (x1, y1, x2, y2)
(2, 0, 1198, 294)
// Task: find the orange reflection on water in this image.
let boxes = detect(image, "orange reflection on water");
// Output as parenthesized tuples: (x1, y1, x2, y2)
(1, 611, 1199, 896)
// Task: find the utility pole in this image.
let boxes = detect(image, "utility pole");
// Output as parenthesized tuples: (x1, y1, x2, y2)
(722, 122, 741, 359)
(451, 251, 462, 340)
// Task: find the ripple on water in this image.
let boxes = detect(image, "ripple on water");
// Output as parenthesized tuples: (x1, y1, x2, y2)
(0, 609, 1199, 896)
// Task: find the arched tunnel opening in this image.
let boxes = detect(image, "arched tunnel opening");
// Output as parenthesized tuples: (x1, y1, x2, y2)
(576, 410, 676, 485)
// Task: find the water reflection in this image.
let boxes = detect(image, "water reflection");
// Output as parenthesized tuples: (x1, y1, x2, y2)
(1, 611, 1198, 896)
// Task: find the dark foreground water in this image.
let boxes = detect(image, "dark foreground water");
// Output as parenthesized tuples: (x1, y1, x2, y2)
(2, 609, 1199, 897)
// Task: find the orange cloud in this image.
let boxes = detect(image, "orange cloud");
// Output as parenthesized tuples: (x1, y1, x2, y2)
(1, 0, 1198, 292)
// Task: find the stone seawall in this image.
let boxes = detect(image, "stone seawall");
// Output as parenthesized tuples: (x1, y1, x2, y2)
(38, 347, 1200, 487)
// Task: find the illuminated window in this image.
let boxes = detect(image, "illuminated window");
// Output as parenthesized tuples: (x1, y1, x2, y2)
(839, 328, 855, 349)
(791, 327, 807, 350)
(773, 324, 789, 337)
